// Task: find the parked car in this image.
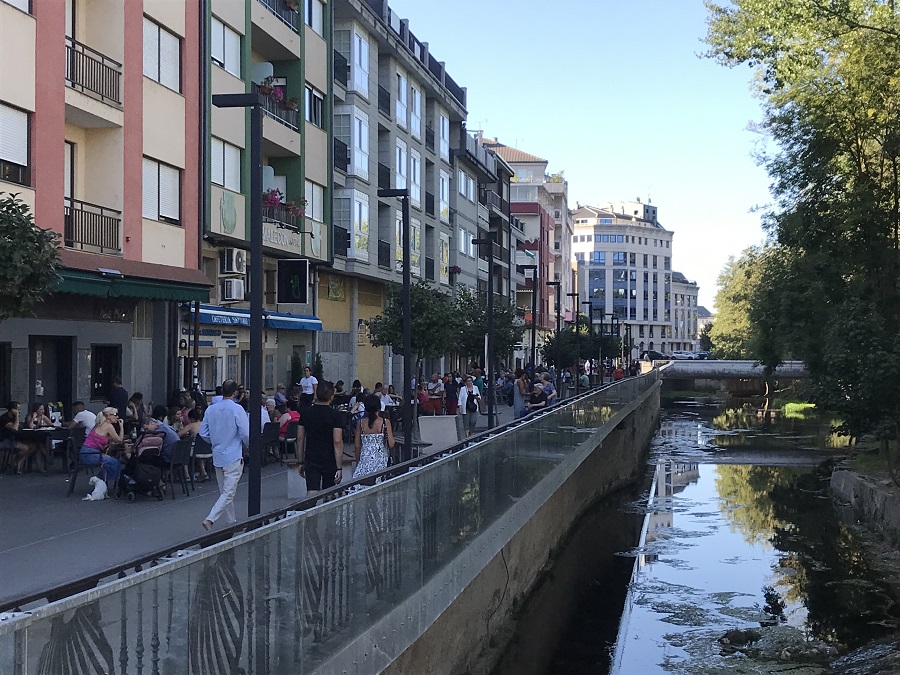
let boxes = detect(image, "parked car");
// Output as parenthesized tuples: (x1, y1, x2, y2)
(695, 351, 710, 360)
(640, 350, 669, 361)
(672, 350, 697, 360)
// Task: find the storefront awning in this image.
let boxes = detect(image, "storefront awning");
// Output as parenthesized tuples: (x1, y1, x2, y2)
(189, 304, 322, 332)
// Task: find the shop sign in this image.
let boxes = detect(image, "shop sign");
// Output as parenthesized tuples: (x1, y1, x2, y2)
(262, 221, 304, 256)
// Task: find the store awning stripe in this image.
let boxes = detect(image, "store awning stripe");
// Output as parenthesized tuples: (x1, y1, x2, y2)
(56, 270, 209, 302)
(188, 304, 322, 332)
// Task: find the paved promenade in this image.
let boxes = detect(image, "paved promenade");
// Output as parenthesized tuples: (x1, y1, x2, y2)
(0, 406, 516, 608)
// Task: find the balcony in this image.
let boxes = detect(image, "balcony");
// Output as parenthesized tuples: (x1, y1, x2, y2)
(425, 256, 435, 281)
(256, 0, 301, 32)
(65, 37, 122, 106)
(425, 126, 435, 153)
(263, 203, 301, 231)
(456, 131, 497, 180)
(254, 83, 300, 132)
(425, 191, 435, 217)
(333, 225, 349, 257)
(378, 86, 391, 117)
(334, 50, 349, 88)
(378, 240, 391, 268)
(334, 138, 350, 173)
(378, 163, 390, 190)
(64, 198, 122, 255)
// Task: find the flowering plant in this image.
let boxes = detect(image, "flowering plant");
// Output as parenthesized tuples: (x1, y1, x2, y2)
(270, 86, 285, 103)
(449, 265, 462, 274)
(263, 188, 284, 207)
(285, 198, 307, 217)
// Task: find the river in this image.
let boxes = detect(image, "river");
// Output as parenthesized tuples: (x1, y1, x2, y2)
(496, 398, 900, 674)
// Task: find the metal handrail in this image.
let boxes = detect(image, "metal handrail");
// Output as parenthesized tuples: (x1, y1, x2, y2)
(255, 0, 301, 32)
(0, 377, 653, 614)
(65, 36, 122, 105)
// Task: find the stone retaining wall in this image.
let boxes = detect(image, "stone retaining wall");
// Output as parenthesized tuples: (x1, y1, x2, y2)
(831, 470, 900, 548)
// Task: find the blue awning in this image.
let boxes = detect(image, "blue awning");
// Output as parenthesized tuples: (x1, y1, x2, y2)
(187, 304, 322, 332)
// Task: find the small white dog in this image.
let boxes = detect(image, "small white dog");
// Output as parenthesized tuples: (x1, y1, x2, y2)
(83, 476, 108, 501)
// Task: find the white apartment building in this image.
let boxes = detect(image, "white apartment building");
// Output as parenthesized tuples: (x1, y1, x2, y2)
(671, 272, 699, 352)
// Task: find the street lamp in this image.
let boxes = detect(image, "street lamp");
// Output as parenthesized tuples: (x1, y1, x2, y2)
(566, 291, 579, 394)
(473, 238, 495, 429)
(212, 92, 265, 517)
(520, 264, 538, 369)
(546, 280, 561, 393)
(582, 300, 594, 385)
(378, 188, 413, 460)
(598, 308, 606, 384)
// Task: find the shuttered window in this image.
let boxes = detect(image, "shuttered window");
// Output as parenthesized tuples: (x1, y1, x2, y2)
(211, 16, 241, 77)
(305, 180, 324, 222)
(211, 137, 241, 193)
(142, 157, 181, 224)
(0, 103, 29, 186)
(143, 17, 181, 92)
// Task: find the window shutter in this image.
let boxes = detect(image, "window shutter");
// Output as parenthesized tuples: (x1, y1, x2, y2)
(142, 158, 159, 219)
(210, 138, 224, 187)
(211, 17, 225, 65)
(0, 104, 28, 166)
(159, 28, 180, 91)
(223, 142, 241, 192)
(158, 163, 180, 221)
(224, 26, 241, 77)
(143, 19, 159, 81)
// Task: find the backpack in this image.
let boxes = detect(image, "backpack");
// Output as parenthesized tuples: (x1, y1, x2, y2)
(134, 431, 166, 458)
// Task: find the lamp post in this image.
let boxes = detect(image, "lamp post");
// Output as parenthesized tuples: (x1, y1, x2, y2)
(520, 264, 538, 370)
(582, 300, 594, 385)
(473, 238, 495, 429)
(378, 188, 412, 460)
(598, 308, 606, 385)
(567, 291, 579, 393)
(546, 280, 561, 393)
(212, 92, 264, 517)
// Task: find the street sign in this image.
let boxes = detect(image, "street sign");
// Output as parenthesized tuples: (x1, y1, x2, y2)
(276, 259, 309, 304)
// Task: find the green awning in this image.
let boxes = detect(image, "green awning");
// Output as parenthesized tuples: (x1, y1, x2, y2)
(56, 270, 209, 302)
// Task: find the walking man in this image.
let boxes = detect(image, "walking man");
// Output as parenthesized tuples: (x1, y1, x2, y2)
(297, 380, 344, 498)
(200, 379, 249, 531)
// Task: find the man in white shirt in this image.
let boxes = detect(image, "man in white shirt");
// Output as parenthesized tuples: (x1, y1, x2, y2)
(200, 380, 249, 531)
(67, 401, 97, 429)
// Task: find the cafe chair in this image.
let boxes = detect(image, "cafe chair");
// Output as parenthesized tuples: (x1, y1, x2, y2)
(192, 435, 213, 484)
(167, 437, 193, 499)
(65, 426, 94, 496)
(281, 421, 300, 461)
(261, 422, 281, 466)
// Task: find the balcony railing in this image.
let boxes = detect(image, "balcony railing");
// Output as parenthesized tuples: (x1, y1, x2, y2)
(254, 83, 300, 131)
(333, 225, 349, 257)
(65, 37, 122, 105)
(458, 130, 496, 178)
(378, 85, 391, 117)
(425, 191, 435, 216)
(333, 50, 349, 87)
(425, 126, 435, 153)
(262, 203, 301, 231)
(334, 138, 350, 173)
(378, 240, 391, 268)
(64, 198, 122, 254)
(378, 162, 390, 190)
(256, 0, 301, 32)
(425, 256, 435, 281)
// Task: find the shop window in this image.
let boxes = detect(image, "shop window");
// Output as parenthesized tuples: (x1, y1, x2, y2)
(0, 343, 10, 404)
(91, 345, 121, 400)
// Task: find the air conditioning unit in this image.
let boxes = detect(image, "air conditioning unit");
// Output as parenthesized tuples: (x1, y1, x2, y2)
(221, 279, 245, 302)
(219, 248, 247, 275)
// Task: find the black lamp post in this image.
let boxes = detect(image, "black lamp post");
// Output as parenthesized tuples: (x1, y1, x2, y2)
(546, 280, 561, 393)
(567, 291, 579, 393)
(520, 264, 538, 369)
(378, 188, 412, 459)
(582, 300, 594, 385)
(212, 92, 264, 517)
(473, 238, 495, 429)
(598, 308, 606, 384)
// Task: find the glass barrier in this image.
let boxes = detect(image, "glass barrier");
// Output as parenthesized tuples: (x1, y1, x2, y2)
(0, 371, 657, 674)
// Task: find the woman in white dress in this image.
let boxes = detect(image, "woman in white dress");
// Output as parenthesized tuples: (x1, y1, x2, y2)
(352, 394, 394, 480)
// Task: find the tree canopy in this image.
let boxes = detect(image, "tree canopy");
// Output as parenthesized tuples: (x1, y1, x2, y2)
(453, 287, 524, 365)
(0, 193, 60, 321)
(367, 280, 455, 359)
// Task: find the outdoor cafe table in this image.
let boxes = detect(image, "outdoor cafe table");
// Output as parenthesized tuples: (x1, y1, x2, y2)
(15, 427, 70, 471)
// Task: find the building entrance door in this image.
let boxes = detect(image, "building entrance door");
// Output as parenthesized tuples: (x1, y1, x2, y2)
(28, 337, 74, 416)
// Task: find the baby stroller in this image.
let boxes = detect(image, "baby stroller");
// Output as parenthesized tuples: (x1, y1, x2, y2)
(117, 431, 167, 502)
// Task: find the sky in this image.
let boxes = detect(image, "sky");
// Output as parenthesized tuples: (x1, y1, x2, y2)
(388, 0, 773, 310)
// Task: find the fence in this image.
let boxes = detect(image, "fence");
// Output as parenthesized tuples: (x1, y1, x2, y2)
(0, 372, 659, 674)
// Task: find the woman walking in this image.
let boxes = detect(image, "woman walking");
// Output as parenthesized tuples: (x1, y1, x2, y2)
(458, 376, 482, 437)
(352, 393, 393, 480)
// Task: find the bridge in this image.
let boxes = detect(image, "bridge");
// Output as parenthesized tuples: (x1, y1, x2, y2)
(0, 373, 661, 674)
(658, 359, 808, 379)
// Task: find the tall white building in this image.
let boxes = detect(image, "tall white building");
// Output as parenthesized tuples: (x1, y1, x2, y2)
(572, 203, 698, 357)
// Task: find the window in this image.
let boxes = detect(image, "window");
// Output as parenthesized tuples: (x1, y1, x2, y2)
(4, 0, 29, 11)
(0, 103, 29, 186)
(458, 227, 468, 255)
(410, 86, 422, 139)
(210, 137, 241, 192)
(305, 0, 324, 36)
(352, 29, 369, 97)
(304, 180, 325, 221)
(613, 251, 626, 265)
(458, 169, 467, 197)
(211, 17, 241, 77)
(352, 109, 369, 180)
(595, 234, 603, 243)
(91, 345, 121, 401)
(439, 113, 450, 161)
(142, 157, 180, 224)
(467, 176, 475, 202)
(395, 210, 403, 264)
(395, 72, 408, 128)
(305, 86, 324, 127)
(629, 252, 636, 266)
(395, 139, 407, 190)
(439, 170, 450, 222)
(664, 256, 671, 271)
(574, 252, 584, 262)
(592, 251, 605, 264)
(352, 191, 369, 259)
(410, 217, 421, 270)
(410, 149, 421, 208)
(643, 254, 648, 267)
(468, 231, 477, 258)
(143, 17, 181, 91)
(652, 255, 658, 268)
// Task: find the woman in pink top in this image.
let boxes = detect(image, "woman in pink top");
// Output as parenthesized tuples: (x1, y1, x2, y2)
(80, 407, 123, 483)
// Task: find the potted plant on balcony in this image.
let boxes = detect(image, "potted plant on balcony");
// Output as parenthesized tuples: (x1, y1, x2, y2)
(262, 188, 284, 208)
(270, 86, 285, 104)
(285, 95, 300, 111)
(259, 76, 275, 96)
(285, 197, 307, 217)
(449, 265, 462, 275)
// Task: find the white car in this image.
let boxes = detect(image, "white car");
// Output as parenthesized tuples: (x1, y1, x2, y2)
(671, 350, 697, 360)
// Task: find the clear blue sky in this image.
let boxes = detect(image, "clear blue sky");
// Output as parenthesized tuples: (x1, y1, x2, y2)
(389, 0, 772, 310)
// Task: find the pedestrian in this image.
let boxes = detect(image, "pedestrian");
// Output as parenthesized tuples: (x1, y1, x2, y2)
(444, 373, 459, 415)
(352, 393, 393, 480)
(298, 366, 318, 408)
(614, 364, 624, 381)
(541, 373, 557, 405)
(514, 369, 530, 419)
(458, 376, 481, 437)
(200, 380, 249, 531)
(425, 373, 444, 415)
(526, 382, 549, 413)
(107, 376, 129, 419)
(297, 381, 344, 497)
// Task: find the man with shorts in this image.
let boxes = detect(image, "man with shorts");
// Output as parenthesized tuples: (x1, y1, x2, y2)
(297, 380, 344, 497)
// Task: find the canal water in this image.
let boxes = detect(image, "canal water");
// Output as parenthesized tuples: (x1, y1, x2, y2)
(497, 400, 900, 674)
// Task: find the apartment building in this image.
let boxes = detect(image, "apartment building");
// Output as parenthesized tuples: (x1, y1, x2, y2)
(190, 0, 332, 391)
(0, 0, 210, 410)
(671, 271, 699, 352)
(572, 203, 686, 358)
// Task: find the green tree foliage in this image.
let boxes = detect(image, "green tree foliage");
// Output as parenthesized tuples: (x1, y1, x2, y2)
(699, 322, 714, 352)
(708, 248, 766, 359)
(367, 280, 455, 359)
(453, 288, 524, 365)
(541, 322, 620, 369)
(0, 193, 60, 321)
(705, 1, 900, 441)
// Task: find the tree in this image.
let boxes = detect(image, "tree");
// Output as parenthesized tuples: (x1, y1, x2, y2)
(367, 280, 455, 362)
(453, 288, 524, 366)
(708, 248, 765, 360)
(699, 322, 714, 352)
(541, 324, 619, 370)
(0, 193, 60, 321)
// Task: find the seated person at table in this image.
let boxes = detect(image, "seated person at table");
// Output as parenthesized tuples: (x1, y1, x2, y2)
(148, 405, 180, 462)
(80, 407, 123, 483)
(1, 401, 37, 475)
(66, 401, 96, 429)
(178, 407, 202, 438)
(526, 382, 549, 412)
(25, 402, 52, 429)
(277, 399, 301, 440)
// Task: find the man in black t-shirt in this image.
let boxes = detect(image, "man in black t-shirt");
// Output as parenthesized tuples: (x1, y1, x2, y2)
(298, 381, 344, 496)
(107, 377, 129, 419)
(526, 382, 549, 412)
